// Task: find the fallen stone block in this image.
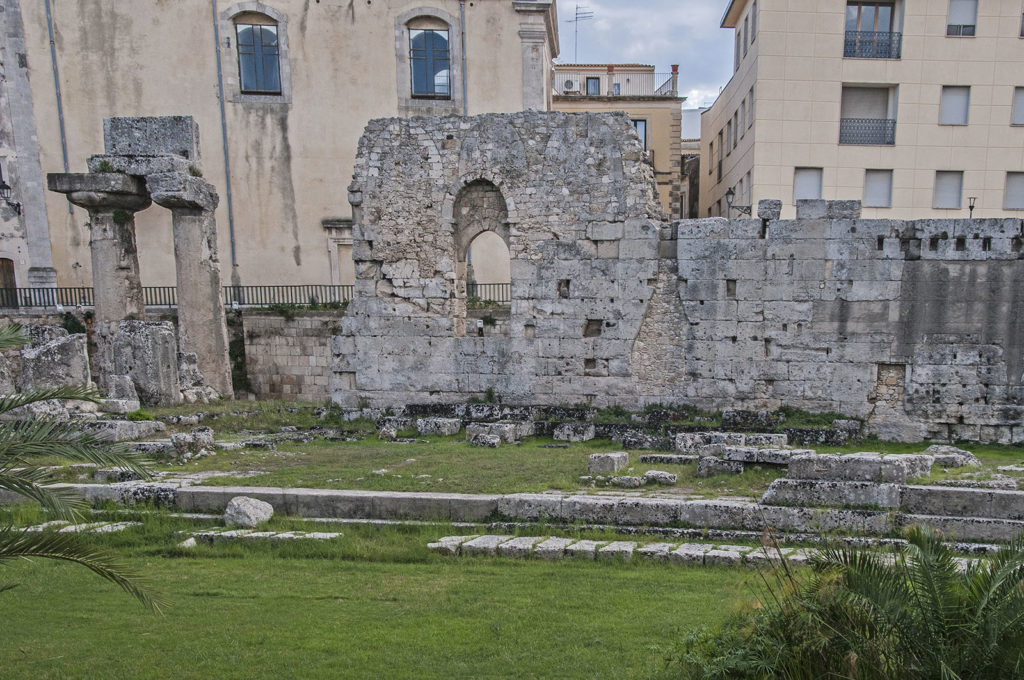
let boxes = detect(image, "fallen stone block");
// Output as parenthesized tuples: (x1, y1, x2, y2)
(743, 433, 789, 447)
(669, 543, 712, 565)
(534, 536, 574, 560)
(787, 453, 933, 483)
(639, 454, 698, 465)
(597, 541, 636, 561)
(224, 496, 274, 528)
(416, 417, 462, 436)
(609, 476, 644, 488)
(674, 432, 709, 453)
(461, 535, 513, 556)
(588, 452, 629, 475)
(81, 419, 166, 442)
(427, 535, 478, 556)
(553, 423, 595, 442)
(636, 542, 674, 561)
(469, 433, 502, 448)
(497, 536, 545, 558)
(564, 540, 604, 560)
(696, 457, 744, 477)
(93, 468, 143, 483)
(642, 470, 677, 485)
(924, 445, 981, 468)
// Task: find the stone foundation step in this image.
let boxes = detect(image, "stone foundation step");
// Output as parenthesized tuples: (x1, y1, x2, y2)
(22, 521, 141, 534)
(895, 514, 1024, 543)
(429, 534, 816, 566)
(675, 432, 789, 453)
(638, 454, 698, 465)
(761, 479, 903, 509)
(184, 528, 343, 545)
(900, 485, 1024, 521)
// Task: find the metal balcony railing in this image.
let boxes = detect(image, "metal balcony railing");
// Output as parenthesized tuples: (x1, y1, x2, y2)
(843, 31, 902, 59)
(467, 282, 511, 303)
(0, 285, 355, 310)
(839, 118, 896, 145)
(553, 72, 677, 97)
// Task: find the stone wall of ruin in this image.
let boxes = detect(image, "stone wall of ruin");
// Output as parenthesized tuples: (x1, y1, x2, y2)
(332, 111, 1024, 443)
(243, 312, 337, 403)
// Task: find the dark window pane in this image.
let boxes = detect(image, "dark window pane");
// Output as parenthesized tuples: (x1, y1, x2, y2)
(586, 77, 600, 95)
(236, 22, 281, 93)
(845, 6, 859, 31)
(239, 53, 258, 92)
(261, 25, 278, 48)
(237, 25, 254, 46)
(409, 28, 450, 97)
(877, 6, 892, 32)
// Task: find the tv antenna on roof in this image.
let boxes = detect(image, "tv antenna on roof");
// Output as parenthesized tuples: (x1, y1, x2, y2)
(566, 4, 594, 62)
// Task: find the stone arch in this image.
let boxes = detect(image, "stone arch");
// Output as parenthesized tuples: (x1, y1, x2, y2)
(451, 179, 510, 336)
(442, 172, 518, 225)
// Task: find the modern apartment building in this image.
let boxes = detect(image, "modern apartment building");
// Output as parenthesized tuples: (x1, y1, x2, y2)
(701, 0, 1024, 219)
(552, 64, 684, 218)
(0, 0, 558, 290)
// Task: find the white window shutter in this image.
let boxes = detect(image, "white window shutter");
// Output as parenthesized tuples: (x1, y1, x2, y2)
(1006, 173, 1024, 210)
(1012, 88, 1024, 125)
(794, 168, 823, 201)
(948, 0, 977, 25)
(864, 170, 893, 207)
(934, 171, 963, 209)
(940, 86, 970, 125)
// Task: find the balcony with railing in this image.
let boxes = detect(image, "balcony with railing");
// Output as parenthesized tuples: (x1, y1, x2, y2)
(0, 285, 355, 310)
(843, 31, 902, 59)
(839, 118, 896, 145)
(552, 71, 677, 97)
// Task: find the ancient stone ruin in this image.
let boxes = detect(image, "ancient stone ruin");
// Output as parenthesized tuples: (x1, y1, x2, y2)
(334, 110, 1024, 443)
(47, 116, 232, 405)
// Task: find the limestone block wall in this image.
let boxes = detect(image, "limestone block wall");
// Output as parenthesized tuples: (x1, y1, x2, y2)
(244, 313, 338, 403)
(676, 214, 1024, 442)
(334, 111, 666, 407)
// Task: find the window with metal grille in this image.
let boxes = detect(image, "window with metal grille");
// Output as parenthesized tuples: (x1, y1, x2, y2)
(410, 29, 450, 98)
(236, 24, 281, 94)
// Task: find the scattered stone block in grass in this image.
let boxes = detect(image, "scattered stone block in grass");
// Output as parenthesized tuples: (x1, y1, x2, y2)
(588, 452, 629, 474)
(553, 423, 595, 442)
(534, 537, 575, 560)
(609, 476, 643, 489)
(224, 496, 274, 528)
(416, 418, 462, 436)
(642, 470, 677, 485)
(704, 549, 744, 566)
(94, 467, 143, 483)
(743, 433, 789, 447)
(497, 536, 545, 558)
(669, 543, 712, 565)
(924, 445, 981, 468)
(564, 540, 605, 559)
(696, 457, 744, 477)
(469, 433, 502, 448)
(636, 543, 674, 561)
(597, 541, 636, 561)
(639, 454, 698, 465)
(427, 535, 477, 556)
(461, 535, 513, 556)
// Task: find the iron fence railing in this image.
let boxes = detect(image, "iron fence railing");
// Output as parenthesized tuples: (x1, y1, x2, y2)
(0, 285, 355, 310)
(553, 72, 676, 97)
(843, 31, 902, 59)
(839, 118, 896, 145)
(467, 282, 511, 303)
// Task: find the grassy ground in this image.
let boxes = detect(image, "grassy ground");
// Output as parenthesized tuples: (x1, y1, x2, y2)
(0, 513, 754, 679)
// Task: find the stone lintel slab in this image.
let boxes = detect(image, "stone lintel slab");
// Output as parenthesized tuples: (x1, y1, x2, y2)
(104, 116, 201, 161)
(47, 172, 146, 195)
(147, 172, 219, 211)
(88, 154, 193, 177)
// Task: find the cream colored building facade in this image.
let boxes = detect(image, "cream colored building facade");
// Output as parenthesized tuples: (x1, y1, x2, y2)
(552, 64, 684, 219)
(701, 0, 1024, 219)
(0, 0, 557, 290)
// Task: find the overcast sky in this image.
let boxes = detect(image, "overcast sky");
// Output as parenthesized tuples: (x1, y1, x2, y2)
(552, 0, 733, 110)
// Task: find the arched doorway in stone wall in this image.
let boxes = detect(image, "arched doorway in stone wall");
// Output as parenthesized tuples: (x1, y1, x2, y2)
(452, 179, 510, 337)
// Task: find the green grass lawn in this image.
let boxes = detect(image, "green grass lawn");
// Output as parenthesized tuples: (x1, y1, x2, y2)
(0, 517, 754, 679)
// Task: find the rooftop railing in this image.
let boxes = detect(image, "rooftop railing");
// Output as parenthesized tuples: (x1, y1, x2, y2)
(843, 31, 902, 59)
(839, 118, 896, 146)
(553, 72, 677, 97)
(467, 282, 511, 304)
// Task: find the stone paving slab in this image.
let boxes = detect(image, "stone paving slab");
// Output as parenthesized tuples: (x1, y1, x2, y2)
(597, 541, 637, 561)
(534, 536, 575, 559)
(189, 529, 343, 543)
(461, 535, 513, 556)
(497, 536, 545, 558)
(564, 540, 605, 559)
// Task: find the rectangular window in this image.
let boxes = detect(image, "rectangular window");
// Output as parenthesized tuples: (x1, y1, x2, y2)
(410, 29, 450, 97)
(236, 24, 281, 94)
(743, 16, 749, 56)
(708, 141, 714, 175)
(726, 121, 733, 155)
(745, 170, 752, 204)
(864, 169, 893, 207)
(947, 0, 977, 35)
(748, 87, 755, 127)
(933, 171, 964, 209)
(1013, 87, 1024, 125)
(751, 1, 757, 40)
(631, 119, 647, 149)
(735, 33, 741, 71)
(717, 130, 723, 181)
(794, 167, 823, 201)
(585, 77, 600, 95)
(939, 86, 970, 125)
(740, 97, 746, 135)
(733, 111, 739, 149)
(1006, 173, 1024, 210)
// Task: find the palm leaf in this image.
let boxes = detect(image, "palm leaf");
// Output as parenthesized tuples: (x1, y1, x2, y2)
(0, 469, 87, 520)
(0, 323, 28, 351)
(0, 419, 150, 477)
(0, 385, 103, 416)
(0, 525, 164, 612)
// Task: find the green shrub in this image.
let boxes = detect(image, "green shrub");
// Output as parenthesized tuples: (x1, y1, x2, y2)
(125, 410, 153, 422)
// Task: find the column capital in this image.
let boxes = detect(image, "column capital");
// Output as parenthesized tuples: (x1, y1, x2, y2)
(148, 172, 219, 212)
(46, 173, 151, 211)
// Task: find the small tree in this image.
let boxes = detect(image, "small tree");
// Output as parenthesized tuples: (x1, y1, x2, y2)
(0, 324, 161, 610)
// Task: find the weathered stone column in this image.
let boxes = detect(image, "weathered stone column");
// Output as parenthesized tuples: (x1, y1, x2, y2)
(148, 172, 233, 399)
(46, 173, 150, 322)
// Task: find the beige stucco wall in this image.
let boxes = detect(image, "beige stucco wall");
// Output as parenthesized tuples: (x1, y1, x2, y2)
(702, 0, 1024, 219)
(18, 0, 556, 288)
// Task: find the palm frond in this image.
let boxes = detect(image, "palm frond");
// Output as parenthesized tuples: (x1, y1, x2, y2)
(0, 323, 28, 351)
(0, 385, 103, 416)
(0, 469, 87, 520)
(0, 525, 164, 612)
(0, 419, 150, 477)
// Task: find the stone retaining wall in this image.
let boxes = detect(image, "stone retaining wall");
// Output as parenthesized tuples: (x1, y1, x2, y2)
(243, 312, 339, 402)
